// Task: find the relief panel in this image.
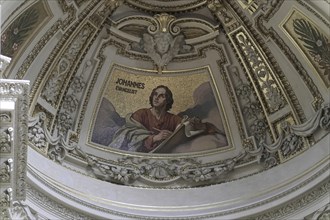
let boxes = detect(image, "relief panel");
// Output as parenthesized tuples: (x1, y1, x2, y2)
(281, 8, 330, 88)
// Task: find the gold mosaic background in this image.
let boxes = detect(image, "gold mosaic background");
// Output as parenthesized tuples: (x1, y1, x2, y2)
(104, 66, 211, 117)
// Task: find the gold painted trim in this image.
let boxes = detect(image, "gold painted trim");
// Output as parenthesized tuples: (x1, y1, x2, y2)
(228, 30, 279, 139)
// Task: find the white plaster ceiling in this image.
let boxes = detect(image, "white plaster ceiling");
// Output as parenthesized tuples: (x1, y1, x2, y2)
(0, 0, 329, 219)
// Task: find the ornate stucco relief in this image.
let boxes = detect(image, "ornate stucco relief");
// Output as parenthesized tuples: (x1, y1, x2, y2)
(208, 1, 291, 137)
(14, 0, 80, 80)
(255, 1, 325, 111)
(23, 1, 328, 186)
(106, 13, 221, 68)
(208, 0, 328, 164)
(249, 103, 329, 166)
(234, 30, 287, 113)
(26, 1, 123, 158)
(24, 147, 330, 219)
(76, 149, 246, 185)
(40, 23, 95, 107)
(225, 0, 310, 129)
(308, 203, 330, 220)
(25, 53, 255, 187)
(0, 159, 12, 183)
(8, 201, 40, 220)
(1, 0, 329, 218)
(229, 67, 273, 154)
(0, 80, 29, 219)
(237, 0, 262, 15)
(26, 184, 92, 220)
(140, 13, 188, 73)
(27, 0, 104, 100)
(253, 179, 330, 220)
(27, 1, 122, 145)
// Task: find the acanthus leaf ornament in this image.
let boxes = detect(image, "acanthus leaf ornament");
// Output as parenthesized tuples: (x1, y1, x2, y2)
(0, 127, 13, 153)
(9, 201, 38, 220)
(236, 32, 286, 113)
(28, 112, 77, 163)
(0, 159, 13, 183)
(248, 103, 330, 167)
(76, 147, 247, 185)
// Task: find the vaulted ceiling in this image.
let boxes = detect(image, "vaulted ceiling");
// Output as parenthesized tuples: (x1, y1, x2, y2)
(1, 0, 329, 219)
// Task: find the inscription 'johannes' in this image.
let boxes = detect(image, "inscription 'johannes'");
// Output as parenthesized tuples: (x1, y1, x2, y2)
(115, 78, 145, 94)
(115, 78, 145, 89)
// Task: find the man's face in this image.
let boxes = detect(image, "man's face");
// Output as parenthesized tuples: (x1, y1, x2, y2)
(152, 87, 167, 109)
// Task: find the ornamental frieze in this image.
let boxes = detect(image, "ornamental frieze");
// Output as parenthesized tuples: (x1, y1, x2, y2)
(234, 31, 287, 113)
(41, 23, 95, 107)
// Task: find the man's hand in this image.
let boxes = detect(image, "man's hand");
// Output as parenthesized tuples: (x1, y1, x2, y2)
(188, 117, 207, 131)
(153, 130, 173, 142)
(188, 117, 222, 135)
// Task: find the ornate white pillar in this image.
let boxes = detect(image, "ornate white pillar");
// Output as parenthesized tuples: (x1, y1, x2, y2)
(0, 79, 29, 219)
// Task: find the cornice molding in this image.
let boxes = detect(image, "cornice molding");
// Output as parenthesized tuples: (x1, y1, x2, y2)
(25, 147, 330, 219)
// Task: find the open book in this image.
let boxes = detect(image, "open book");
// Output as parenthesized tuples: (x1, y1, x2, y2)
(149, 121, 204, 153)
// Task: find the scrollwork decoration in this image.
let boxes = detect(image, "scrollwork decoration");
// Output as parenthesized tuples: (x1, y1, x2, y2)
(28, 113, 48, 151)
(180, 152, 246, 182)
(249, 103, 330, 167)
(0, 81, 24, 95)
(141, 13, 191, 73)
(0, 159, 13, 183)
(0, 188, 12, 208)
(28, 112, 76, 163)
(311, 203, 330, 220)
(41, 24, 94, 107)
(236, 32, 286, 113)
(76, 147, 246, 184)
(232, 67, 271, 148)
(9, 201, 37, 220)
(0, 127, 13, 153)
(0, 113, 11, 122)
(208, 0, 233, 24)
